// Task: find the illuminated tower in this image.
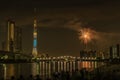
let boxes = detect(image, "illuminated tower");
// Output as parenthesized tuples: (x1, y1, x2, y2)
(32, 8, 38, 57)
(31, 9, 39, 76)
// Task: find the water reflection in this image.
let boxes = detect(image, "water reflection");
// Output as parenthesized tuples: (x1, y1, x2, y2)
(0, 60, 104, 79)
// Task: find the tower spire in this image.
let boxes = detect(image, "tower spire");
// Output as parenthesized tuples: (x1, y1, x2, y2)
(32, 8, 38, 57)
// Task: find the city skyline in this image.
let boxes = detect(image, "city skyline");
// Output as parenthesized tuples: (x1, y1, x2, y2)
(0, 0, 120, 56)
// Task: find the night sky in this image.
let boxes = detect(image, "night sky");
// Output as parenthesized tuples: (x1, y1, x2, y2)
(0, 0, 120, 56)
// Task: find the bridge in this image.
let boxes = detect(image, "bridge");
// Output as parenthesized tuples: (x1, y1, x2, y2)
(0, 50, 110, 64)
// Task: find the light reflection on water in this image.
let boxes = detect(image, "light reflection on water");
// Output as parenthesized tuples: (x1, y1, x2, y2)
(0, 61, 104, 79)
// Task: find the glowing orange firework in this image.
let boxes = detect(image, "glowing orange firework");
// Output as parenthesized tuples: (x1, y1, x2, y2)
(79, 28, 92, 44)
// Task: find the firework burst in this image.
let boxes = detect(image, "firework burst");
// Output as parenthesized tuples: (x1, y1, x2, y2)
(79, 28, 97, 44)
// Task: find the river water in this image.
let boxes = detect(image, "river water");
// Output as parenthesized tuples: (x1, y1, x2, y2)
(0, 61, 105, 79)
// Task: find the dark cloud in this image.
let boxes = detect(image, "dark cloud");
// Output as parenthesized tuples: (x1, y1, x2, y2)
(0, 0, 113, 9)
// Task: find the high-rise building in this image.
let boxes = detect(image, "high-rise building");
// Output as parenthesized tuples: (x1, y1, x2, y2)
(109, 46, 113, 59)
(80, 50, 96, 58)
(117, 44, 120, 57)
(109, 44, 120, 59)
(7, 19, 22, 52)
(7, 19, 15, 52)
(14, 27, 22, 52)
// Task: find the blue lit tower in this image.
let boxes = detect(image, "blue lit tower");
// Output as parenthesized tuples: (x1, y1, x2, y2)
(32, 8, 38, 57)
